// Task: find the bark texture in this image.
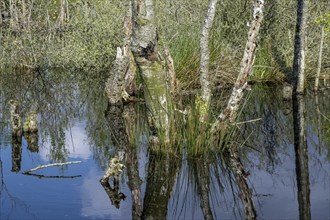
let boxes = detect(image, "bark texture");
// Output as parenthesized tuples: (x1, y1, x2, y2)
(200, 0, 218, 103)
(105, 47, 130, 105)
(105, 0, 136, 105)
(131, 0, 173, 143)
(212, 0, 265, 138)
(292, 0, 308, 94)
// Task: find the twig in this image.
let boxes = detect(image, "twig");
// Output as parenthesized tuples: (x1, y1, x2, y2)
(317, 109, 330, 122)
(232, 118, 262, 125)
(22, 161, 81, 174)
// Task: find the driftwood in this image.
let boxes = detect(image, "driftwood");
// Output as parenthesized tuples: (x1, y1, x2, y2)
(22, 161, 82, 174)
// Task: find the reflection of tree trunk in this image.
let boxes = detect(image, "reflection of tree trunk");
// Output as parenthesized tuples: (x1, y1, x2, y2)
(292, 95, 311, 220)
(122, 105, 143, 220)
(100, 177, 126, 209)
(314, 93, 322, 154)
(11, 136, 22, 172)
(101, 104, 133, 183)
(227, 146, 256, 219)
(126, 143, 142, 220)
(142, 154, 179, 220)
(9, 99, 22, 137)
(194, 159, 214, 220)
(314, 26, 324, 91)
(102, 104, 142, 217)
(25, 132, 39, 152)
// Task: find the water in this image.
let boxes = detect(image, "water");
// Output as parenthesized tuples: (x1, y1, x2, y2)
(0, 71, 329, 219)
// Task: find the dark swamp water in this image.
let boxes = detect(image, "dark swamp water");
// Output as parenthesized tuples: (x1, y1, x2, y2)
(0, 70, 329, 220)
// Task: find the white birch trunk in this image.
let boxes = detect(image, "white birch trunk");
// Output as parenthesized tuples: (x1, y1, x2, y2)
(292, 0, 308, 95)
(314, 26, 324, 91)
(212, 0, 265, 136)
(200, 0, 219, 103)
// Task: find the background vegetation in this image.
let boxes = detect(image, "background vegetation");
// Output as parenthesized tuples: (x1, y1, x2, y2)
(0, 0, 329, 88)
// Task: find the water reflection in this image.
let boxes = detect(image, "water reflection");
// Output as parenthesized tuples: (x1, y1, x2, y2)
(0, 69, 329, 219)
(142, 153, 180, 220)
(226, 146, 256, 219)
(11, 136, 22, 172)
(292, 94, 311, 220)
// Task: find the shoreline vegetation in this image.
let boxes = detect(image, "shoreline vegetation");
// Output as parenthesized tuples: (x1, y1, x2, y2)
(1, 0, 330, 156)
(0, 1, 328, 88)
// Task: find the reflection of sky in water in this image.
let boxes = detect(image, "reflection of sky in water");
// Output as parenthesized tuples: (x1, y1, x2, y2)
(80, 167, 132, 219)
(39, 121, 91, 161)
(1, 92, 330, 219)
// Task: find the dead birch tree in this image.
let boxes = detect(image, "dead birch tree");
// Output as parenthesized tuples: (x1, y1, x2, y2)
(212, 0, 265, 139)
(199, 0, 219, 117)
(131, 0, 177, 144)
(105, 0, 135, 105)
(292, 0, 308, 95)
(106, 0, 177, 145)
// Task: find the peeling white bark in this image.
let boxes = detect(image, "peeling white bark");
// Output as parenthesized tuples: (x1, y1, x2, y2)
(212, 0, 265, 135)
(200, 0, 219, 103)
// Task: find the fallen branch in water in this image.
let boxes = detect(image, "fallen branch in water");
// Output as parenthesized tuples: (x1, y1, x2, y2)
(22, 173, 82, 179)
(22, 161, 82, 174)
